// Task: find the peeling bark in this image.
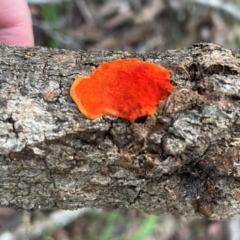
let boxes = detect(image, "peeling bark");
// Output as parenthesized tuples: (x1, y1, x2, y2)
(0, 43, 240, 219)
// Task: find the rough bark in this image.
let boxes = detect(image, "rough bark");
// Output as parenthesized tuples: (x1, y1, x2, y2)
(0, 43, 240, 220)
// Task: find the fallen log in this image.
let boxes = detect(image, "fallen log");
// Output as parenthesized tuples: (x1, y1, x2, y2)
(0, 43, 239, 219)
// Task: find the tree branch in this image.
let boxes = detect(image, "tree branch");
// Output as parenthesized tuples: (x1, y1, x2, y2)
(0, 43, 240, 219)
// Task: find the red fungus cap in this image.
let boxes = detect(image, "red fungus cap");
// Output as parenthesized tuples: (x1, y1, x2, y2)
(70, 58, 174, 121)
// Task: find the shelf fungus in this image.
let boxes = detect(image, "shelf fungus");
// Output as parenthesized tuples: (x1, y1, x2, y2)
(70, 58, 175, 121)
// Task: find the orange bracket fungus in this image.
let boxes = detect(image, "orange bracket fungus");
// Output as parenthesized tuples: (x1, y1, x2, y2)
(70, 58, 175, 121)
